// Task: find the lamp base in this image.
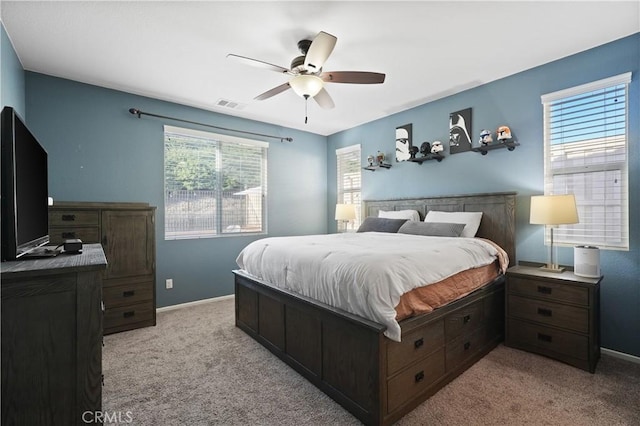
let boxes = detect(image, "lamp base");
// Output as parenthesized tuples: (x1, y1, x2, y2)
(539, 264, 565, 273)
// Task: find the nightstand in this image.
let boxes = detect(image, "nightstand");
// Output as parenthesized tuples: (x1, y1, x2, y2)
(505, 263, 602, 373)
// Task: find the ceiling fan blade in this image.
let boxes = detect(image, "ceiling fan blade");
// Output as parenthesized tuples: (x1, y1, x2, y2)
(313, 87, 335, 109)
(321, 71, 386, 84)
(255, 82, 291, 100)
(227, 54, 290, 74)
(304, 31, 337, 72)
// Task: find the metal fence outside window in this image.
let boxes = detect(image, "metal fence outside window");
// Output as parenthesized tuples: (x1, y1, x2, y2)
(165, 189, 263, 239)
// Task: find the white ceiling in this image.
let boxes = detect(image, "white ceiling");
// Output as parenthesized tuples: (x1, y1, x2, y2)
(2, 1, 638, 136)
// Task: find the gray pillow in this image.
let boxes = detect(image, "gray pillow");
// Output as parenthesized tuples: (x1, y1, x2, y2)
(397, 221, 466, 237)
(357, 217, 408, 233)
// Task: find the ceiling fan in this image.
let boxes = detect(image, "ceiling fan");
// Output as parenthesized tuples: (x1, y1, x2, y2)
(227, 31, 385, 111)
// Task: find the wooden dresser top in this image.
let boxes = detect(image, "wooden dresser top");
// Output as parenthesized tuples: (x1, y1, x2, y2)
(1, 243, 107, 279)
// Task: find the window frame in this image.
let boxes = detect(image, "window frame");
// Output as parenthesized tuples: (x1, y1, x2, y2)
(163, 125, 268, 240)
(541, 72, 631, 251)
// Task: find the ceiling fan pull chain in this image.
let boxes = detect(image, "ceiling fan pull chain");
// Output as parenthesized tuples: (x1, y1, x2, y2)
(304, 95, 309, 124)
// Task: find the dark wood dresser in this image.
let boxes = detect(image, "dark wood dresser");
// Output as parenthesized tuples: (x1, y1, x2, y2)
(1, 244, 107, 425)
(505, 263, 602, 373)
(49, 202, 156, 334)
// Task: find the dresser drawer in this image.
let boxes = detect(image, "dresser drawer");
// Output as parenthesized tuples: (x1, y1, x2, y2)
(445, 300, 483, 341)
(445, 326, 488, 371)
(49, 226, 100, 245)
(387, 320, 444, 376)
(103, 281, 153, 308)
(508, 276, 588, 306)
(507, 318, 589, 361)
(49, 210, 100, 227)
(387, 347, 445, 413)
(508, 295, 588, 333)
(104, 301, 154, 330)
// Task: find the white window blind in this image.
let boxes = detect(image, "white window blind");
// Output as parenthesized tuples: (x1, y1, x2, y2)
(541, 72, 630, 250)
(164, 125, 268, 240)
(336, 144, 361, 232)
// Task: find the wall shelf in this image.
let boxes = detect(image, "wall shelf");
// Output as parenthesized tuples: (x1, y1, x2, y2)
(472, 140, 520, 155)
(407, 153, 445, 164)
(363, 163, 392, 171)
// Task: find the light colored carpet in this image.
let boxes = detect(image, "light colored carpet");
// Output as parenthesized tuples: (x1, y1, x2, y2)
(103, 297, 640, 425)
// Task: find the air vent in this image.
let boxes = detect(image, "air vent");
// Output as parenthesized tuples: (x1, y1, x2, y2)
(215, 99, 247, 110)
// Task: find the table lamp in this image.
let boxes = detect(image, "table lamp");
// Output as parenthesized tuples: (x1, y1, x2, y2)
(530, 194, 579, 273)
(335, 204, 356, 228)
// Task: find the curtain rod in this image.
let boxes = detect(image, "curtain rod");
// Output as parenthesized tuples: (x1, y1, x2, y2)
(128, 108, 293, 142)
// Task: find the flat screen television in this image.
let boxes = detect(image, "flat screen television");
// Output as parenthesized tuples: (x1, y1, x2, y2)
(1, 106, 50, 261)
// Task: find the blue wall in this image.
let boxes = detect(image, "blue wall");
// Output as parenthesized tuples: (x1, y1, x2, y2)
(1, 23, 25, 117)
(22, 74, 327, 307)
(328, 33, 640, 357)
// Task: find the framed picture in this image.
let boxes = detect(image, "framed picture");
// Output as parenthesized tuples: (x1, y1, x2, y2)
(449, 108, 472, 154)
(396, 123, 412, 162)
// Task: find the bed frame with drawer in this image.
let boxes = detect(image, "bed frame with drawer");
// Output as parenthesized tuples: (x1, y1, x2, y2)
(234, 192, 516, 425)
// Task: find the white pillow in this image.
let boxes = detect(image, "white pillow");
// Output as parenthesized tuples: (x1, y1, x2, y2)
(424, 211, 483, 238)
(378, 209, 420, 221)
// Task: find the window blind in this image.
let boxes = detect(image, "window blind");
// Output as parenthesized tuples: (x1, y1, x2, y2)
(336, 144, 362, 232)
(541, 72, 630, 250)
(164, 126, 268, 240)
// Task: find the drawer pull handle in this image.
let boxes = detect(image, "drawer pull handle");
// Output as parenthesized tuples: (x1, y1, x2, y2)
(414, 338, 424, 349)
(463, 314, 471, 324)
(62, 232, 76, 239)
(123, 290, 135, 297)
(414, 371, 425, 383)
(537, 286, 552, 294)
(61, 214, 76, 221)
(538, 333, 553, 343)
(537, 308, 553, 317)
(123, 311, 135, 318)
(464, 341, 471, 351)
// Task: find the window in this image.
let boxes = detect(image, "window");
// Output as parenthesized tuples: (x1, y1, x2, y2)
(336, 144, 361, 232)
(164, 125, 268, 240)
(541, 72, 630, 250)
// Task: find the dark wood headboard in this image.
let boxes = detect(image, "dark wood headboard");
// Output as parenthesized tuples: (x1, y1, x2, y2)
(363, 192, 516, 267)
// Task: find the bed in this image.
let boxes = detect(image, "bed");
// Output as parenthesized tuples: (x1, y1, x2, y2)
(234, 192, 516, 425)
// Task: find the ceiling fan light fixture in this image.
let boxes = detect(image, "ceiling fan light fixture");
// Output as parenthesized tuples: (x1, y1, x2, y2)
(289, 75, 323, 98)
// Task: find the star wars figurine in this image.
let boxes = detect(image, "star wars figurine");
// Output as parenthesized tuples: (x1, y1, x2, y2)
(409, 145, 419, 159)
(431, 141, 444, 154)
(496, 126, 512, 141)
(420, 142, 431, 157)
(479, 129, 493, 146)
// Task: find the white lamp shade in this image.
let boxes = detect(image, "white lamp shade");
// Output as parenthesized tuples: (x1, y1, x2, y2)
(289, 75, 324, 98)
(530, 194, 579, 225)
(335, 204, 356, 221)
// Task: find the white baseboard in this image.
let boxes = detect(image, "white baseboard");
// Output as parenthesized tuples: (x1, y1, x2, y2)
(601, 347, 640, 364)
(156, 294, 235, 313)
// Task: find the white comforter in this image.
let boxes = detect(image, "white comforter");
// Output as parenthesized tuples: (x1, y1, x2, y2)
(236, 232, 503, 342)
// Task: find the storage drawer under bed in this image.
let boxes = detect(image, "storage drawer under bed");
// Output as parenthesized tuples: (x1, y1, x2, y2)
(387, 347, 445, 413)
(387, 320, 444, 376)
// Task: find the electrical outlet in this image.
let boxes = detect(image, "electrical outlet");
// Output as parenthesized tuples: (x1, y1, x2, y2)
(166, 279, 173, 289)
